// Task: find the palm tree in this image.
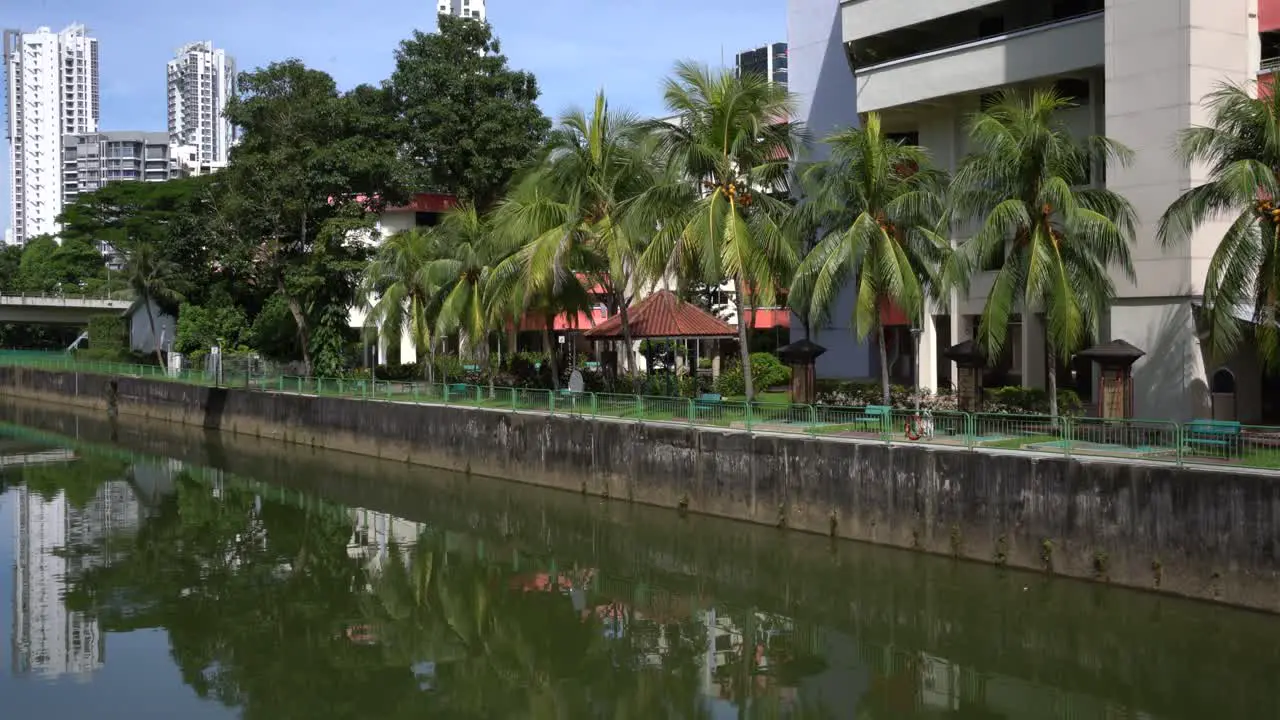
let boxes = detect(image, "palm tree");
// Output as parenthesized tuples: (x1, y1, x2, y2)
(790, 114, 952, 405)
(951, 89, 1137, 417)
(491, 91, 657, 383)
(429, 203, 508, 363)
(639, 61, 801, 400)
(362, 228, 441, 380)
(119, 241, 184, 368)
(1159, 81, 1280, 371)
(485, 237, 594, 391)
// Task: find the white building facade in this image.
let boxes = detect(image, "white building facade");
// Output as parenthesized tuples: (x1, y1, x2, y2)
(789, 0, 1268, 421)
(3, 24, 99, 245)
(166, 41, 236, 170)
(438, 0, 486, 21)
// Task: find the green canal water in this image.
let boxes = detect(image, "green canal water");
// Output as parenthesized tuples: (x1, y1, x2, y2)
(1, 406, 1279, 719)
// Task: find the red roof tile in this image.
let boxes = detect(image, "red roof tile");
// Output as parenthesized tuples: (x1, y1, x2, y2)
(584, 290, 736, 339)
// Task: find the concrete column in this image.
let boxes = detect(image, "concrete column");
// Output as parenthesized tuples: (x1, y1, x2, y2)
(1021, 315, 1046, 390)
(919, 298, 939, 392)
(948, 289, 968, 386)
(399, 323, 417, 364)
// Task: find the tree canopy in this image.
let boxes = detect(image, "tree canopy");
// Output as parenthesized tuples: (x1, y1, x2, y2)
(388, 15, 551, 210)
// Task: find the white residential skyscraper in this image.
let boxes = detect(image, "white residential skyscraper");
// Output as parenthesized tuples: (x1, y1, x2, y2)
(438, 0, 485, 21)
(166, 41, 236, 169)
(3, 24, 99, 245)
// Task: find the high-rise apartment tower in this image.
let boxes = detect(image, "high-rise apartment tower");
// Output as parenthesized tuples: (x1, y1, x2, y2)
(166, 41, 236, 169)
(438, 0, 486, 21)
(3, 24, 99, 245)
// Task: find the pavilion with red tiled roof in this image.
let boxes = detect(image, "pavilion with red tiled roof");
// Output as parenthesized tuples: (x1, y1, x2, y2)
(584, 290, 736, 340)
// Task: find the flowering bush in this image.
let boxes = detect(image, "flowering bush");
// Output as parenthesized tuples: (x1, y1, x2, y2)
(813, 381, 1081, 415)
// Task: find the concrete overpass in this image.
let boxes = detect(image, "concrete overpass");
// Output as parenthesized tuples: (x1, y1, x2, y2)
(0, 293, 133, 325)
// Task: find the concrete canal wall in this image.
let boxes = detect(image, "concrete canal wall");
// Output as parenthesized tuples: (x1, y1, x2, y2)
(3, 365, 1280, 610)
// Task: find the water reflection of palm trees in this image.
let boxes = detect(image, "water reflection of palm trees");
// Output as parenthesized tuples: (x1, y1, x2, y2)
(47, 462, 1052, 719)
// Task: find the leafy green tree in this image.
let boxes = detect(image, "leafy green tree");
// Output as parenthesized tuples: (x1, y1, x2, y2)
(1159, 82, 1280, 370)
(15, 236, 62, 292)
(790, 115, 951, 404)
(951, 89, 1137, 417)
(639, 61, 801, 400)
(388, 15, 551, 209)
(0, 243, 21, 291)
(12, 234, 106, 293)
(58, 177, 218, 300)
(175, 292, 250, 355)
(221, 61, 408, 374)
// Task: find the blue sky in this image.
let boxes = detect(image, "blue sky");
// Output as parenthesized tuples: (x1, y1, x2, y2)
(2, 0, 785, 233)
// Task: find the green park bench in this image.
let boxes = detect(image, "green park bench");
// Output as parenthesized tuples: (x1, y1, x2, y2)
(849, 405, 893, 431)
(1183, 419, 1242, 455)
(462, 364, 480, 374)
(445, 383, 471, 399)
(694, 393, 723, 418)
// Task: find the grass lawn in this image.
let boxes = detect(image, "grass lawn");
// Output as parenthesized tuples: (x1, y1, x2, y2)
(980, 434, 1063, 450)
(726, 391, 791, 404)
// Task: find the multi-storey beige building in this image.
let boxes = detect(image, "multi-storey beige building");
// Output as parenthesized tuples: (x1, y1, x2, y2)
(789, 0, 1273, 421)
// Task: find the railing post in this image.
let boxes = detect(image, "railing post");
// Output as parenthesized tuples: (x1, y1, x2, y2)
(635, 395, 643, 420)
(746, 401, 754, 432)
(687, 398, 695, 425)
(591, 392, 598, 418)
(1063, 415, 1072, 460)
(444, 383, 451, 405)
(1175, 422, 1184, 467)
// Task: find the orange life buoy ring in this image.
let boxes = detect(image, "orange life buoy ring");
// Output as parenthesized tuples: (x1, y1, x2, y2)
(904, 417, 922, 441)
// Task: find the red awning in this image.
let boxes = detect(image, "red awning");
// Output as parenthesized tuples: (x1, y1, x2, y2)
(740, 307, 791, 329)
(518, 306, 611, 332)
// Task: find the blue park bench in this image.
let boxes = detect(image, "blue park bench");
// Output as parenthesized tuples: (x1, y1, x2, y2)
(1183, 419, 1242, 455)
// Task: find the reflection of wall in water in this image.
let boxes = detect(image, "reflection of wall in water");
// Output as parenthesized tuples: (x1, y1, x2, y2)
(11, 479, 143, 679)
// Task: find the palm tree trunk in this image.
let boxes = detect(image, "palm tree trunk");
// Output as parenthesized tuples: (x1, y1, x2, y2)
(618, 296, 638, 393)
(143, 294, 164, 369)
(427, 338, 437, 385)
(542, 314, 560, 391)
(734, 276, 754, 401)
(1046, 336, 1059, 419)
(878, 322, 892, 406)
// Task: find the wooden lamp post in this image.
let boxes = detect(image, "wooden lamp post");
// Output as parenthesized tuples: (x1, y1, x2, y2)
(1075, 340, 1145, 419)
(943, 340, 987, 413)
(776, 338, 827, 405)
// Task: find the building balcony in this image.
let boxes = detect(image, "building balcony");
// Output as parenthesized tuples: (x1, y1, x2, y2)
(842, 0, 1002, 43)
(850, 12, 1103, 113)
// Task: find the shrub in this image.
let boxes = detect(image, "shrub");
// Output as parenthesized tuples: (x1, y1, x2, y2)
(714, 366, 745, 396)
(715, 353, 791, 397)
(983, 386, 1083, 416)
(815, 381, 957, 411)
(750, 352, 791, 390)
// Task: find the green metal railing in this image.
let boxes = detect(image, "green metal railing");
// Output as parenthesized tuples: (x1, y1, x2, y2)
(3, 352, 1280, 471)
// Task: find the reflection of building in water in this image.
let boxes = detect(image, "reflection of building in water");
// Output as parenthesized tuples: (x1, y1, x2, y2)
(346, 508, 425, 573)
(11, 480, 143, 679)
